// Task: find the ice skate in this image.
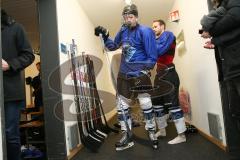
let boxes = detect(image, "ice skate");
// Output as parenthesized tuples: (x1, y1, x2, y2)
(168, 134, 186, 144)
(115, 131, 134, 151)
(148, 130, 158, 149)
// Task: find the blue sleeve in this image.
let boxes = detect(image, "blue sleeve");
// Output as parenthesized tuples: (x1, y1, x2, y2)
(156, 31, 175, 57)
(104, 29, 122, 51)
(142, 28, 158, 69)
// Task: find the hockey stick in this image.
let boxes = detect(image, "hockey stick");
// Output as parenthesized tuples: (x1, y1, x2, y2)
(68, 40, 101, 152)
(79, 53, 106, 140)
(99, 34, 117, 89)
(71, 44, 103, 145)
(77, 64, 105, 143)
(84, 55, 109, 137)
(86, 56, 118, 134)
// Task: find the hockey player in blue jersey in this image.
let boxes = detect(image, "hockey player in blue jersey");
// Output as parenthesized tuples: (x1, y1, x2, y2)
(95, 4, 158, 151)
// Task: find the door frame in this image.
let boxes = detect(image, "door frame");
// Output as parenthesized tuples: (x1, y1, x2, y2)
(37, 0, 67, 159)
(0, 0, 67, 159)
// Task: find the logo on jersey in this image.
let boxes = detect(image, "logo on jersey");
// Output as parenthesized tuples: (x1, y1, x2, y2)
(122, 42, 136, 62)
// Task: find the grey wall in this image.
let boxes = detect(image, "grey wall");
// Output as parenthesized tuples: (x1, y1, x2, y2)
(37, 0, 67, 159)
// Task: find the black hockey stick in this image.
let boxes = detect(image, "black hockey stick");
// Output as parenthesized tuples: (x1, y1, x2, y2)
(83, 55, 109, 137)
(71, 43, 103, 146)
(87, 55, 118, 134)
(86, 55, 113, 135)
(78, 53, 105, 141)
(68, 40, 101, 152)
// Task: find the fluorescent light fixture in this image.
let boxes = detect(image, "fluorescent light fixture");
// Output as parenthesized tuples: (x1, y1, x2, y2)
(125, 0, 132, 5)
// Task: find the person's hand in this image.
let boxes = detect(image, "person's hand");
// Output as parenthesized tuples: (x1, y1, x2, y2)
(201, 31, 211, 39)
(94, 26, 109, 41)
(203, 40, 215, 49)
(2, 59, 10, 71)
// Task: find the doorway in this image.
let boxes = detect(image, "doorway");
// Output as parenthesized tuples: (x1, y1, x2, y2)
(1, 0, 67, 159)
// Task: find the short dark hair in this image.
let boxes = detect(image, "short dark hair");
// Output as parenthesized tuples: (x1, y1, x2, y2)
(1, 9, 15, 26)
(153, 19, 166, 29)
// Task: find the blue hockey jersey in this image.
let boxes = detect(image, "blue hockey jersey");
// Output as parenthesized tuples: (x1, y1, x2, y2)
(156, 31, 175, 57)
(104, 24, 157, 77)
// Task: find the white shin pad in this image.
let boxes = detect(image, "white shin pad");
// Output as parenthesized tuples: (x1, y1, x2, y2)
(173, 117, 186, 134)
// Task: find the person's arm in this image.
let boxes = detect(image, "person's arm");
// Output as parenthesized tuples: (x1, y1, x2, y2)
(6, 24, 35, 72)
(104, 28, 123, 51)
(142, 28, 157, 70)
(209, 2, 240, 36)
(95, 25, 122, 51)
(156, 31, 175, 57)
(211, 27, 240, 46)
(200, 7, 226, 31)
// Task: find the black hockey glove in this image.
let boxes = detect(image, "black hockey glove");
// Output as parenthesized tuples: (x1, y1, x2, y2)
(94, 26, 109, 41)
(25, 77, 33, 85)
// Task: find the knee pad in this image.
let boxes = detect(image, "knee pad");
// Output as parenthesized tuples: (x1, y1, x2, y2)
(116, 95, 131, 111)
(138, 93, 152, 110)
(138, 93, 153, 120)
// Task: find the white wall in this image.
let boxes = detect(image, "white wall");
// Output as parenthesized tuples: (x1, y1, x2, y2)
(56, 0, 116, 155)
(167, 0, 226, 144)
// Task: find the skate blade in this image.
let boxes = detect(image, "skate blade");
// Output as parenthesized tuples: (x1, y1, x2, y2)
(116, 142, 134, 151)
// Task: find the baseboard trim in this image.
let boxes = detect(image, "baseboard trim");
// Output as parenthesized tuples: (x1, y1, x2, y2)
(191, 124, 227, 152)
(67, 144, 83, 160)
